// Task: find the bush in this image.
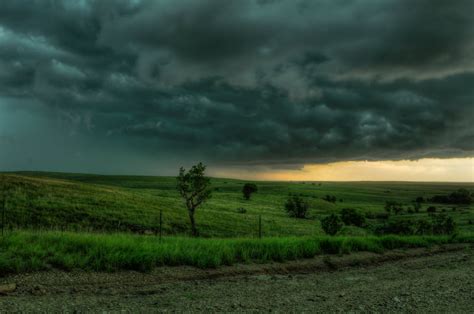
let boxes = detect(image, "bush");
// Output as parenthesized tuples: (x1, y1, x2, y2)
(374, 220, 414, 235)
(375, 214, 456, 236)
(430, 189, 472, 204)
(432, 214, 456, 235)
(427, 206, 437, 213)
(321, 214, 343, 236)
(415, 196, 425, 203)
(242, 183, 258, 200)
(385, 201, 403, 214)
(284, 195, 309, 218)
(413, 219, 433, 235)
(340, 208, 366, 227)
(322, 195, 337, 203)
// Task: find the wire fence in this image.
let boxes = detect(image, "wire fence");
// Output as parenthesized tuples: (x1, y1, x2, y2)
(0, 197, 267, 239)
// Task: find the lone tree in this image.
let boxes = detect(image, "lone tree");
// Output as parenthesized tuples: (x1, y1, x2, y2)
(176, 162, 212, 236)
(242, 183, 258, 200)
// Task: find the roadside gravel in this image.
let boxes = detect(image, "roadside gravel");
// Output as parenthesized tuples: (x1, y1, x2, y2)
(1, 245, 473, 313)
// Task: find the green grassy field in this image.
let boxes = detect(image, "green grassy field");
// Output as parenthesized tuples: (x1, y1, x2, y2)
(1, 172, 473, 237)
(0, 172, 473, 272)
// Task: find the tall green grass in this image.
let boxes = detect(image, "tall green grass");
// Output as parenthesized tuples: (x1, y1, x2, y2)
(1, 231, 472, 274)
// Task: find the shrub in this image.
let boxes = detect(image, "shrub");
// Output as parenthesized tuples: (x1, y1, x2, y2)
(430, 189, 472, 204)
(385, 201, 404, 215)
(322, 195, 337, 203)
(427, 206, 437, 213)
(432, 214, 456, 235)
(414, 219, 433, 235)
(375, 215, 456, 236)
(321, 214, 343, 236)
(284, 194, 309, 218)
(415, 196, 425, 203)
(374, 220, 414, 236)
(242, 183, 258, 200)
(340, 208, 366, 227)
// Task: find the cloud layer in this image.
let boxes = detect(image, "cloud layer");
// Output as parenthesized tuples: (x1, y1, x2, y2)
(0, 0, 473, 173)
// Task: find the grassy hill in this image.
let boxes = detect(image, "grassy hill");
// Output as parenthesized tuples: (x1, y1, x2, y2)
(1, 172, 473, 237)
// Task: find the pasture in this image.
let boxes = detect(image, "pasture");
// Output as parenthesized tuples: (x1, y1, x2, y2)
(0, 172, 473, 237)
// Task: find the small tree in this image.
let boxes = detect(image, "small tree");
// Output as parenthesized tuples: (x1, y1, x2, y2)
(285, 194, 309, 218)
(242, 183, 258, 200)
(321, 214, 343, 236)
(385, 200, 403, 215)
(340, 208, 365, 227)
(432, 214, 456, 235)
(176, 162, 212, 236)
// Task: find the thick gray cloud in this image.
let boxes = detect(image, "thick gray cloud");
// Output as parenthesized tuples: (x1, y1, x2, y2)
(0, 0, 473, 174)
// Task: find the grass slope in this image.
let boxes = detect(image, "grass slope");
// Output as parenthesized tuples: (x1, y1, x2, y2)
(1, 230, 473, 273)
(0, 172, 473, 237)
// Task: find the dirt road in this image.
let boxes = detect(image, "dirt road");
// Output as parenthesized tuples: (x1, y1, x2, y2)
(1, 246, 473, 313)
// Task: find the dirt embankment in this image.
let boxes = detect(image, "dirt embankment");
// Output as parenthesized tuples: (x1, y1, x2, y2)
(1, 245, 473, 312)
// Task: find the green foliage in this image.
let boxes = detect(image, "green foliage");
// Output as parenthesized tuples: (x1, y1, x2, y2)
(323, 195, 337, 203)
(340, 208, 366, 227)
(375, 214, 457, 236)
(427, 206, 437, 213)
(1, 231, 472, 274)
(321, 214, 343, 236)
(385, 200, 403, 215)
(432, 214, 456, 235)
(430, 188, 472, 204)
(415, 196, 425, 203)
(242, 183, 258, 200)
(284, 194, 309, 218)
(1, 173, 473, 237)
(176, 162, 212, 236)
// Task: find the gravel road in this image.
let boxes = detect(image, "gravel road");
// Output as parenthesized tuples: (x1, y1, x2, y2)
(1, 245, 473, 313)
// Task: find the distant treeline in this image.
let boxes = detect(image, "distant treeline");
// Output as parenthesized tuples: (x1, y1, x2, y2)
(428, 188, 472, 205)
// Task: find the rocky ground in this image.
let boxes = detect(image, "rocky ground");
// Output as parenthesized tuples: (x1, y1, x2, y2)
(1, 245, 473, 313)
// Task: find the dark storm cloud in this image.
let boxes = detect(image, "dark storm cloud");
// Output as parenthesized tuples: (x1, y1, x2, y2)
(0, 0, 473, 173)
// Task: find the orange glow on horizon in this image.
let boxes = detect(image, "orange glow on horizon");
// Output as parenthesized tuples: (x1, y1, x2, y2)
(212, 158, 474, 182)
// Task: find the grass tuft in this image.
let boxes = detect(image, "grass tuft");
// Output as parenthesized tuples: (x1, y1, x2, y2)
(1, 231, 472, 274)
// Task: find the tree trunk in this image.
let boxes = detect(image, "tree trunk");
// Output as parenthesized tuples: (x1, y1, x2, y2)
(188, 210, 198, 237)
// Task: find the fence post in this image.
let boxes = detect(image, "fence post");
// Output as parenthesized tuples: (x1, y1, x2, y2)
(258, 215, 262, 239)
(1, 198, 5, 237)
(159, 210, 163, 243)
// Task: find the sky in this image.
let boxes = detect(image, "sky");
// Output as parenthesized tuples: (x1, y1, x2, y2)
(0, 0, 473, 181)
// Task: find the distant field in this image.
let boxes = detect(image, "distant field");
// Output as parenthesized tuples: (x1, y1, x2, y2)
(0, 172, 473, 237)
